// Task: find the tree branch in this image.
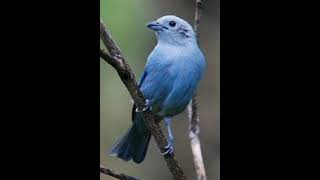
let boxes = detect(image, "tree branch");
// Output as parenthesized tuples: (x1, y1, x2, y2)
(100, 18, 187, 180)
(187, 0, 208, 180)
(194, 0, 204, 35)
(100, 165, 139, 180)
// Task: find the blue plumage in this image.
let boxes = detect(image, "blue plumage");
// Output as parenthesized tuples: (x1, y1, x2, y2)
(110, 15, 206, 163)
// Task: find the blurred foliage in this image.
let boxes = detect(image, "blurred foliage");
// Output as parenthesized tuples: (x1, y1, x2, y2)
(100, 0, 220, 179)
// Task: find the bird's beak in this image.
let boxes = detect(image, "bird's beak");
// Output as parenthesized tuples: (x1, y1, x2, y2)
(147, 21, 166, 31)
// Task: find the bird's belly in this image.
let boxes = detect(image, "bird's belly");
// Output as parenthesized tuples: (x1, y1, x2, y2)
(158, 77, 196, 117)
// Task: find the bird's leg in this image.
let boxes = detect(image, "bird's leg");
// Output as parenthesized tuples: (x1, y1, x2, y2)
(161, 117, 174, 156)
(135, 99, 152, 112)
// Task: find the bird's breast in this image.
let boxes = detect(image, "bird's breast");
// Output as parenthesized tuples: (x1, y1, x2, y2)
(142, 44, 205, 117)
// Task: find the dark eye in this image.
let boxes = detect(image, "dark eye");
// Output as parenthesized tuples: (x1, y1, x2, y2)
(169, 21, 176, 27)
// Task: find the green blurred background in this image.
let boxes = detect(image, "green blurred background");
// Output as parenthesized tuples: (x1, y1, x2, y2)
(100, 0, 219, 179)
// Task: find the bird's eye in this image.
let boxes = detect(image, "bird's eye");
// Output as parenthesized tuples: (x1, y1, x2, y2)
(169, 21, 176, 27)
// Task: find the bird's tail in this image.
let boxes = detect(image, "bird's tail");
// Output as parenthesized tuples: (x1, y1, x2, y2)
(109, 114, 151, 163)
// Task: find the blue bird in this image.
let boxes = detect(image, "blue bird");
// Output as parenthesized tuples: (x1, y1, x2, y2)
(109, 15, 206, 163)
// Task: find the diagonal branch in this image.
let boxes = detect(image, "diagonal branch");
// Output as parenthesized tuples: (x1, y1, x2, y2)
(100, 18, 187, 180)
(100, 165, 139, 180)
(100, 48, 120, 68)
(187, 0, 208, 180)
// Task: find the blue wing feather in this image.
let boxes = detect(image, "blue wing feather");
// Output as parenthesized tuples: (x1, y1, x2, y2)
(138, 70, 147, 88)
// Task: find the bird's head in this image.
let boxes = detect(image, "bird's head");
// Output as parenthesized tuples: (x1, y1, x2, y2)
(147, 15, 196, 46)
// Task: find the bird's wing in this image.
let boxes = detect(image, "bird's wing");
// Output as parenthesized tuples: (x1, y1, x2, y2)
(131, 67, 148, 123)
(138, 70, 147, 88)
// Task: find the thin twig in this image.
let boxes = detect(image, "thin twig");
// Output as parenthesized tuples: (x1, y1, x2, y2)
(187, 0, 208, 180)
(194, 0, 204, 36)
(100, 165, 139, 180)
(100, 18, 187, 180)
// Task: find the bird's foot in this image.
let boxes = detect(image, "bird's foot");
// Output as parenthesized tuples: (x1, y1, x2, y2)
(135, 99, 152, 112)
(161, 139, 174, 156)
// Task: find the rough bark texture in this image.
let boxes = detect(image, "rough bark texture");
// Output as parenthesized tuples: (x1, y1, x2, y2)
(100, 18, 187, 180)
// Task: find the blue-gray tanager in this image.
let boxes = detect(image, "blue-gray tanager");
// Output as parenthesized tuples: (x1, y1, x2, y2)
(110, 15, 206, 163)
